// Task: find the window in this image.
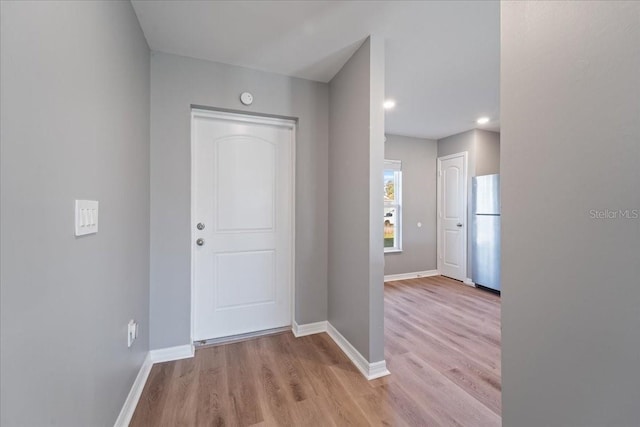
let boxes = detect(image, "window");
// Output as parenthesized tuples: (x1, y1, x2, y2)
(384, 160, 402, 252)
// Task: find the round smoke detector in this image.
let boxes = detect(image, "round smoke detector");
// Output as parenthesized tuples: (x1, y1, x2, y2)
(240, 92, 254, 105)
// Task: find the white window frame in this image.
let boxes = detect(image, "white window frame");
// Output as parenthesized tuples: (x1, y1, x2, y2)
(384, 159, 402, 253)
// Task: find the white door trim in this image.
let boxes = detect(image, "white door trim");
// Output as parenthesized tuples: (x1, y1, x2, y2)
(436, 151, 468, 281)
(190, 108, 296, 344)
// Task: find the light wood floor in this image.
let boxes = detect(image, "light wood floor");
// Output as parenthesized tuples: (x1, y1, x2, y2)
(130, 276, 501, 426)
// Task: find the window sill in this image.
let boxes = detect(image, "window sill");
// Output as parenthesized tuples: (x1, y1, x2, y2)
(384, 249, 403, 254)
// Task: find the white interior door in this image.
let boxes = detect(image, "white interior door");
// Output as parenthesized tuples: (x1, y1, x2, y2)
(437, 152, 467, 281)
(192, 110, 294, 341)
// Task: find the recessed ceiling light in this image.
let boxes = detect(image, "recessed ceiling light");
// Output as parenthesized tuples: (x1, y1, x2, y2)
(477, 117, 490, 124)
(384, 100, 396, 110)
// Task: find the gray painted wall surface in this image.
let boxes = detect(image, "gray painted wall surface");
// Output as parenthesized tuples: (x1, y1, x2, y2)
(502, 2, 640, 426)
(475, 129, 500, 176)
(384, 134, 438, 275)
(328, 37, 385, 362)
(150, 52, 329, 349)
(367, 37, 386, 363)
(0, 2, 150, 426)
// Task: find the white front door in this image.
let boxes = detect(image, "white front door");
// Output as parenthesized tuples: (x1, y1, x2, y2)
(192, 110, 294, 341)
(437, 152, 467, 281)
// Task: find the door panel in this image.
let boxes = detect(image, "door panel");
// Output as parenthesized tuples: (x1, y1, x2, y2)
(438, 153, 467, 281)
(444, 167, 460, 219)
(215, 137, 275, 232)
(444, 229, 461, 267)
(193, 111, 294, 341)
(215, 250, 276, 309)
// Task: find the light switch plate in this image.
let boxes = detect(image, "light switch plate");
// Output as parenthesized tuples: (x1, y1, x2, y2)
(75, 200, 98, 236)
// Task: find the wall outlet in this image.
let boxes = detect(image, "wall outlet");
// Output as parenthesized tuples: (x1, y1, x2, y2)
(127, 320, 138, 348)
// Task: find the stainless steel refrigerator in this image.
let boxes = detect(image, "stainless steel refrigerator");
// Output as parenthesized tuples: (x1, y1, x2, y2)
(472, 174, 501, 292)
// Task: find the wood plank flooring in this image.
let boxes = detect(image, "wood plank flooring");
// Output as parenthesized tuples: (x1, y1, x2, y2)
(130, 276, 501, 426)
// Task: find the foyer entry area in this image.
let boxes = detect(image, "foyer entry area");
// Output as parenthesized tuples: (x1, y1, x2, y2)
(131, 276, 500, 426)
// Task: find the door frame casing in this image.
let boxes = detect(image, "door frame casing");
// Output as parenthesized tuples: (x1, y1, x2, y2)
(436, 151, 468, 281)
(189, 108, 296, 344)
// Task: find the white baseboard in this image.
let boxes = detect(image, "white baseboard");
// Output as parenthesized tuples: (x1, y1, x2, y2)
(326, 322, 390, 380)
(149, 344, 195, 364)
(463, 278, 476, 287)
(114, 353, 152, 427)
(115, 344, 195, 426)
(368, 360, 392, 380)
(292, 320, 328, 337)
(384, 269, 439, 282)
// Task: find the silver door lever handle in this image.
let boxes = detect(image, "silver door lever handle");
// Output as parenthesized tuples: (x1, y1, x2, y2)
(456, 223, 463, 227)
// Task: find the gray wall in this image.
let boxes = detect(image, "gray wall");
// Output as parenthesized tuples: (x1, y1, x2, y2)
(328, 37, 386, 363)
(150, 52, 329, 349)
(368, 36, 386, 364)
(384, 134, 438, 275)
(0, 2, 150, 426)
(438, 128, 500, 280)
(475, 129, 500, 176)
(502, 2, 640, 426)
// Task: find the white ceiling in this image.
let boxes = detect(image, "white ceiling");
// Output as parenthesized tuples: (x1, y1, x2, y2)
(132, 1, 499, 140)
